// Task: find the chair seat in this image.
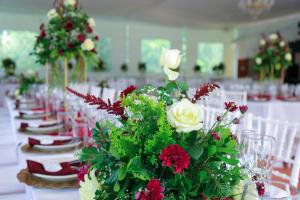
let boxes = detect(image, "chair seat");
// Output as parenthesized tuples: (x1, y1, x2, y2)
(0, 165, 25, 194)
(273, 166, 300, 189)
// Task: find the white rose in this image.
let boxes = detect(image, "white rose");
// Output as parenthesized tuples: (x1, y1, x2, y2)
(79, 170, 101, 200)
(255, 57, 262, 65)
(167, 98, 203, 133)
(269, 33, 278, 40)
(47, 9, 58, 19)
(160, 48, 182, 81)
(64, 0, 76, 6)
(285, 53, 292, 61)
(88, 18, 96, 27)
(81, 38, 95, 51)
(259, 39, 266, 46)
(279, 41, 285, 47)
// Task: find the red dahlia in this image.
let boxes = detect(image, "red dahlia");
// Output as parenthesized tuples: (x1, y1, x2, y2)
(94, 35, 99, 40)
(159, 144, 190, 174)
(224, 101, 238, 112)
(87, 26, 93, 33)
(39, 30, 46, 38)
(136, 179, 164, 200)
(64, 21, 73, 31)
(77, 34, 86, 43)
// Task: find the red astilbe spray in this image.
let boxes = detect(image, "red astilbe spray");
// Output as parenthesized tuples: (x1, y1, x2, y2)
(66, 87, 128, 120)
(192, 83, 220, 103)
(120, 85, 137, 98)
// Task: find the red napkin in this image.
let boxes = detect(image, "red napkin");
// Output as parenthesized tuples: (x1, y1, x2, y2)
(27, 160, 81, 176)
(19, 121, 59, 131)
(31, 108, 45, 111)
(28, 137, 72, 147)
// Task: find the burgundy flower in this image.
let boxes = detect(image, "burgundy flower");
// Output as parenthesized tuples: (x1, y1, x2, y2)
(77, 164, 90, 184)
(68, 43, 75, 49)
(94, 35, 99, 41)
(224, 102, 238, 112)
(77, 34, 86, 43)
(256, 182, 265, 196)
(64, 21, 73, 31)
(87, 26, 93, 33)
(216, 115, 222, 121)
(192, 83, 220, 103)
(211, 132, 221, 141)
(239, 105, 248, 114)
(39, 23, 45, 30)
(39, 30, 46, 38)
(120, 85, 137, 98)
(159, 144, 190, 174)
(91, 48, 97, 54)
(58, 49, 64, 55)
(136, 179, 164, 200)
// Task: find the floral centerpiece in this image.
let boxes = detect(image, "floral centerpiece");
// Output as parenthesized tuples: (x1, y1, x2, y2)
(254, 32, 292, 81)
(67, 49, 249, 199)
(31, 0, 99, 82)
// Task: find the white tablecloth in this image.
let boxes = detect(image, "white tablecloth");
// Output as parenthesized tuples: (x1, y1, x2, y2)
(248, 100, 300, 124)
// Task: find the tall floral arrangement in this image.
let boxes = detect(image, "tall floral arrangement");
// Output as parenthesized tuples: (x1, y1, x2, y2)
(68, 49, 248, 200)
(254, 32, 292, 81)
(31, 0, 99, 82)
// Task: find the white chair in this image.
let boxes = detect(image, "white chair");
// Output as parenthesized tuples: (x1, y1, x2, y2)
(102, 88, 116, 103)
(89, 86, 101, 97)
(241, 113, 300, 187)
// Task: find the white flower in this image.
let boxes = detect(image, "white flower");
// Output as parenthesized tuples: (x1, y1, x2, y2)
(27, 69, 35, 76)
(160, 48, 182, 81)
(88, 18, 96, 27)
(167, 98, 203, 133)
(64, 0, 76, 6)
(81, 38, 95, 51)
(285, 53, 292, 61)
(269, 33, 278, 40)
(280, 41, 285, 47)
(259, 39, 266, 46)
(36, 45, 44, 53)
(79, 170, 101, 200)
(47, 9, 58, 19)
(255, 57, 262, 65)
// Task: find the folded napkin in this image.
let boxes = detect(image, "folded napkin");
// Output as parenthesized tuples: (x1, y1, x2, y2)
(28, 137, 72, 147)
(31, 108, 45, 111)
(19, 121, 59, 130)
(27, 160, 81, 176)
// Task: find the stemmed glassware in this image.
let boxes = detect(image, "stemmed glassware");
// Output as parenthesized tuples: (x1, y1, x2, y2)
(240, 131, 275, 181)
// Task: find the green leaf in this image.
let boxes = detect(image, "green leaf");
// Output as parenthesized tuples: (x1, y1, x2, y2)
(109, 144, 121, 160)
(217, 155, 239, 165)
(218, 147, 239, 155)
(127, 156, 151, 181)
(105, 169, 119, 185)
(208, 145, 217, 156)
(198, 170, 207, 182)
(186, 145, 203, 160)
(118, 165, 127, 181)
(113, 181, 120, 192)
(177, 82, 189, 92)
(166, 82, 177, 94)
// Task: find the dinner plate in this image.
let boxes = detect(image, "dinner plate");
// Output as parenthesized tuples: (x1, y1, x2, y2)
(32, 157, 78, 182)
(19, 109, 45, 115)
(33, 138, 82, 151)
(27, 123, 63, 133)
(19, 113, 50, 119)
(29, 119, 59, 127)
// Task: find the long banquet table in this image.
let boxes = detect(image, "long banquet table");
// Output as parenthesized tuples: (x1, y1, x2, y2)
(248, 100, 300, 124)
(4, 97, 80, 200)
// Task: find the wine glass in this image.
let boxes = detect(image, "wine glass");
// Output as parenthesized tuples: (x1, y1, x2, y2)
(242, 180, 300, 200)
(240, 133, 275, 181)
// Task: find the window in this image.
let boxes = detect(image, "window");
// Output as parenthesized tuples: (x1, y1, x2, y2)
(0, 30, 39, 72)
(95, 37, 112, 71)
(197, 42, 224, 74)
(141, 39, 171, 73)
